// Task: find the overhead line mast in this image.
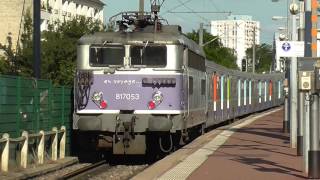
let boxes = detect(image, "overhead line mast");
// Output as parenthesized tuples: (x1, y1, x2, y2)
(139, 0, 144, 20)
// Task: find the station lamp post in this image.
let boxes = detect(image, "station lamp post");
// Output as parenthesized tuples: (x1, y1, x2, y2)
(272, 16, 289, 41)
(272, 0, 299, 151)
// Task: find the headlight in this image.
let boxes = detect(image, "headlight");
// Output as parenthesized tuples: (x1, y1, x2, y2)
(92, 92, 103, 101)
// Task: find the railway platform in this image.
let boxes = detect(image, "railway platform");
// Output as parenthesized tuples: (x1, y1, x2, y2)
(133, 107, 307, 180)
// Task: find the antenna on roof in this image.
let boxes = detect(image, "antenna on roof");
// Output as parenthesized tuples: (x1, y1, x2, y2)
(150, 0, 165, 32)
(109, 0, 166, 32)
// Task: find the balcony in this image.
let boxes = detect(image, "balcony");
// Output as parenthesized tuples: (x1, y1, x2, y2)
(41, 9, 52, 20)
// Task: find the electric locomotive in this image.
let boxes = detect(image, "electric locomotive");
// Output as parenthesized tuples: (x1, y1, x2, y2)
(73, 12, 284, 155)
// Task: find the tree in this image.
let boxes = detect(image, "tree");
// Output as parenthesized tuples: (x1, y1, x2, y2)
(0, 9, 33, 76)
(17, 9, 34, 77)
(186, 30, 238, 70)
(0, 11, 105, 86)
(40, 17, 104, 85)
(245, 43, 273, 73)
(0, 34, 16, 74)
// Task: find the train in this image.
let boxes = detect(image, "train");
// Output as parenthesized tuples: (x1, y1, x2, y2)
(72, 12, 284, 155)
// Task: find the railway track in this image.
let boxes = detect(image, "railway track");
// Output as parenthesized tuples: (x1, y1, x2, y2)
(58, 160, 109, 180)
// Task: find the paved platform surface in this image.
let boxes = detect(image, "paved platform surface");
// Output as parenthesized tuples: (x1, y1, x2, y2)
(188, 108, 305, 180)
(134, 108, 307, 180)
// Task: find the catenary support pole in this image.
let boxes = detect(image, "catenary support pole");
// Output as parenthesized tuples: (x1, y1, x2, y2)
(139, 0, 144, 19)
(33, 0, 41, 78)
(307, 0, 319, 178)
(289, 11, 298, 149)
(199, 23, 204, 47)
(308, 93, 320, 178)
(297, 91, 304, 156)
(304, 0, 312, 174)
(304, 92, 310, 173)
(297, 1, 305, 156)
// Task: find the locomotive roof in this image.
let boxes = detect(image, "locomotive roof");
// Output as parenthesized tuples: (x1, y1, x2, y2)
(78, 25, 205, 56)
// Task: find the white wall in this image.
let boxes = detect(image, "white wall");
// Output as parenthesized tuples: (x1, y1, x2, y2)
(40, 0, 104, 31)
(211, 18, 260, 69)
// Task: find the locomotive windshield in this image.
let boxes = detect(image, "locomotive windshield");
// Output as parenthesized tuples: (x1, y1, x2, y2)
(89, 45, 125, 66)
(130, 46, 166, 67)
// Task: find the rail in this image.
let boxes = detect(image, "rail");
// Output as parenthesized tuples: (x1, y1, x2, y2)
(0, 126, 66, 172)
(58, 160, 108, 180)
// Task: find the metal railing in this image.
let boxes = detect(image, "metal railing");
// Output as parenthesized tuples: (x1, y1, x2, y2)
(0, 126, 66, 172)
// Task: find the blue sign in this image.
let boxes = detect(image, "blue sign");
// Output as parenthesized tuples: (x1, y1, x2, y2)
(276, 41, 304, 57)
(282, 42, 291, 52)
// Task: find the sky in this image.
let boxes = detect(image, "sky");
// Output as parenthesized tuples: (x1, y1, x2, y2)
(102, 0, 288, 44)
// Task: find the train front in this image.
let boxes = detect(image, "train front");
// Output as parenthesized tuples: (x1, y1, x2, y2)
(73, 32, 185, 154)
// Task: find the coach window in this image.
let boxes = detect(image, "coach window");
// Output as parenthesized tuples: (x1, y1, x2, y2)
(189, 76, 193, 95)
(201, 79, 206, 95)
(188, 50, 205, 71)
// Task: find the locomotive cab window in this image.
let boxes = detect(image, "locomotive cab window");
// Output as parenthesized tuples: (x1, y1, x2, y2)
(130, 46, 167, 67)
(89, 45, 125, 66)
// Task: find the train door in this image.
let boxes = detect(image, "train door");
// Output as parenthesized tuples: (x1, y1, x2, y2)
(249, 79, 252, 113)
(258, 80, 262, 110)
(227, 75, 231, 119)
(264, 81, 267, 103)
(269, 80, 273, 106)
(232, 76, 237, 118)
(251, 79, 255, 112)
(244, 79, 247, 114)
(217, 75, 221, 122)
(207, 72, 214, 126)
(278, 80, 281, 105)
(237, 78, 241, 115)
(262, 80, 267, 109)
(213, 73, 217, 122)
(221, 75, 224, 121)
(204, 72, 208, 121)
(182, 48, 189, 129)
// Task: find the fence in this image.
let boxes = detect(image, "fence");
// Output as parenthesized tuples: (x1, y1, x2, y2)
(0, 75, 72, 171)
(0, 126, 66, 172)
